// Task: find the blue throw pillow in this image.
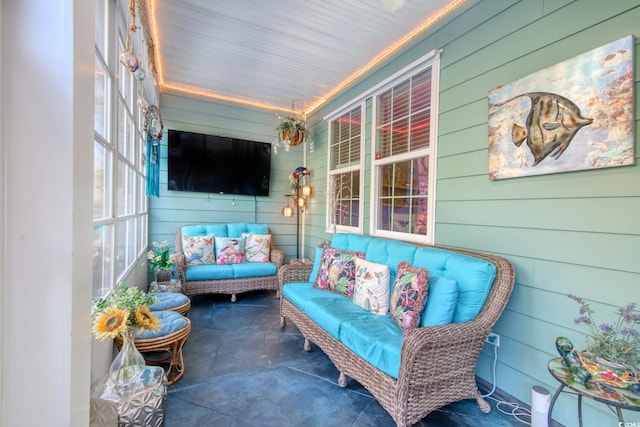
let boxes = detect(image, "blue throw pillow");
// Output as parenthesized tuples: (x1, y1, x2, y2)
(308, 246, 324, 282)
(419, 276, 458, 327)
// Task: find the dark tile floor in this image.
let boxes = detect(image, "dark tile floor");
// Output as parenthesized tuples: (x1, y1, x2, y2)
(165, 291, 528, 427)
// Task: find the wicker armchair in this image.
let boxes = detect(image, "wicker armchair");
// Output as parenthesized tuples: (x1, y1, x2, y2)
(280, 244, 515, 427)
(175, 226, 285, 301)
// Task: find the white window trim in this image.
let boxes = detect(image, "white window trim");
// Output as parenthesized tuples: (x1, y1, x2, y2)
(325, 103, 366, 234)
(369, 49, 440, 245)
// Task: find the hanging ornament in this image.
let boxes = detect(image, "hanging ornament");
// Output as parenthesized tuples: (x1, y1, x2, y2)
(134, 67, 146, 81)
(118, 0, 139, 72)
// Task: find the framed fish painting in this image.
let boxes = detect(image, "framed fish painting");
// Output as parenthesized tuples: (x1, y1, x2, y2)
(488, 35, 635, 180)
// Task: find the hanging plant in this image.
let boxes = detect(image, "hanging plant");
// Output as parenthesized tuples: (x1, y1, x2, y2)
(273, 114, 314, 154)
(277, 116, 308, 146)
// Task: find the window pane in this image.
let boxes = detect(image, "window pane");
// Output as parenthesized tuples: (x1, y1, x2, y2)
(138, 214, 148, 257)
(92, 224, 113, 298)
(117, 99, 134, 161)
(94, 55, 109, 139)
(116, 161, 135, 216)
(126, 217, 137, 266)
(376, 68, 432, 158)
(330, 107, 361, 170)
(94, 141, 112, 220)
(95, 0, 107, 58)
(138, 133, 146, 173)
(377, 156, 428, 235)
(115, 220, 129, 280)
(330, 171, 360, 228)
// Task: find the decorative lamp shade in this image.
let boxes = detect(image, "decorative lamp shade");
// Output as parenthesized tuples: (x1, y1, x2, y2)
(301, 184, 312, 197)
(297, 197, 307, 208)
(282, 205, 294, 218)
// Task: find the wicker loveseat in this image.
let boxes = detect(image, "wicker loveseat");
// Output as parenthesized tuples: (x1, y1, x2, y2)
(280, 233, 515, 427)
(175, 223, 285, 301)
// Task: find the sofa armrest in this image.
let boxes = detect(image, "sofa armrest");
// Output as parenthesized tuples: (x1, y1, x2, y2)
(397, 322, 489, 397)
(174, 253, 187, 284)
(278, 263, 313, 287)
(270, 247, 285, 267)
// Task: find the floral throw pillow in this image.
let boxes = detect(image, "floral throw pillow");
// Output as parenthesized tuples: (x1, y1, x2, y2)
(352, 258, 391, 315)
(214, 236, 246, 265)
(182, 235, 215, 265)
(313, 247, 364, 297)
(243, 233, 271, 263)
(389, 261, 429, 334)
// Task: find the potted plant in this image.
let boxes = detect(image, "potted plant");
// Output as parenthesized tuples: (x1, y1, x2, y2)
(274, 115, 311, 153)
(563, 294, 640, 389)
(147, 240, 175, 284)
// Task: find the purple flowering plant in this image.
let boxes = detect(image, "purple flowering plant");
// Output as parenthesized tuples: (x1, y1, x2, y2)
(568, 294, 640, 369)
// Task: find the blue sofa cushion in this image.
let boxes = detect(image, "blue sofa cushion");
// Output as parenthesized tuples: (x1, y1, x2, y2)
(149, 292, 190, 311)
(331, 233, 373, 254)
(420, 276, 458, 327)
(282, 283, 371, 339)
(308, 246, 324, 282)
(185, 264, 234, 281)
(182, 224, 228, 238)
(185, 262, 277, 281)
(232, 262, 277, 279)
(181, 223, 269, 240)
(365, 239, 418, 287)
(339, 317, 404, 379)
(136, 311, 188, 339)
(411, 246, 496, 323)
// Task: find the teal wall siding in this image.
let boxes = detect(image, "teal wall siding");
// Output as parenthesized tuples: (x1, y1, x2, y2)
(154, 1, 640, 425)
(150, 93, 304, 259)
(303, 1, 640, 425)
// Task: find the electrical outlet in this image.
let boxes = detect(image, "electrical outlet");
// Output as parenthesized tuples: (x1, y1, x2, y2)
(486, 332, 500, 347)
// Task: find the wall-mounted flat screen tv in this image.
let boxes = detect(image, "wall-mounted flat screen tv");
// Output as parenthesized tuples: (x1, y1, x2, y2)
(167, 129, 271, 196)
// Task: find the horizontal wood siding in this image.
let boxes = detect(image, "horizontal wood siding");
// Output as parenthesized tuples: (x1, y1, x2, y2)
(151, 93, 304, 260)
(153, 1, 639, 425)
(304, 0, 640, 425)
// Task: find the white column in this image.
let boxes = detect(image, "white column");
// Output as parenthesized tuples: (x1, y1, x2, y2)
(1, 1, 94, 426)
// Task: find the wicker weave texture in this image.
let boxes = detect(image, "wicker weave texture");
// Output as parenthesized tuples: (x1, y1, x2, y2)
(280, 243, 515, 427)
(175, 226, 284, 298)
(115, 319, 191, 385)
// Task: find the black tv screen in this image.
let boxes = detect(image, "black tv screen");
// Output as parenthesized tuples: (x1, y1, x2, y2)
(167, 129, 271, 196)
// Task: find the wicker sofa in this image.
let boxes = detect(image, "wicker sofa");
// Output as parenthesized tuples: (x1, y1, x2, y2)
(280, 233, 515, 427)
(175, 223, 285, 301)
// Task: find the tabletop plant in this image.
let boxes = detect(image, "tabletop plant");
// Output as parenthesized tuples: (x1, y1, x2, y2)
(147, 240, 175, 271)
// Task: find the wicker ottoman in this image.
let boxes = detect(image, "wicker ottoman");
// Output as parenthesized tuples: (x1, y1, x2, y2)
(149, 292, 191, 316)
(116, 311, 191, 385)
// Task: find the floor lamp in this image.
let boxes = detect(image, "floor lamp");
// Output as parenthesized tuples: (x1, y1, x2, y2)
(282, 168, 312, 259)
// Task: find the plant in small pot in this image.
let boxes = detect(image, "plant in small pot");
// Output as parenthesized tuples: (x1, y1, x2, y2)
(92, 283, 160, 396)
(147, 240, 175, 284)
(559, 294, 640, 393)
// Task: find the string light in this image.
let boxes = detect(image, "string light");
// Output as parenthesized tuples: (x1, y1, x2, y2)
(148, 0, 467, 115)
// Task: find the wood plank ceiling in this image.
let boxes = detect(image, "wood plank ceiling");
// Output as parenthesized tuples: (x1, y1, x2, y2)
(148, 0, 469, 115)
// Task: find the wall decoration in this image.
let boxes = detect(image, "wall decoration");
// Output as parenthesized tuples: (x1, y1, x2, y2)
(488, 35, 635, 180)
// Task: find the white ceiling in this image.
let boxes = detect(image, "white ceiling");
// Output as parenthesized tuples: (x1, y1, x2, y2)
(149, 0, 468, 115)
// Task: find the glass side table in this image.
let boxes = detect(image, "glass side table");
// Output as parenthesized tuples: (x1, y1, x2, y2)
(90, 366, 167, 427)
(548, 357, 640, 426)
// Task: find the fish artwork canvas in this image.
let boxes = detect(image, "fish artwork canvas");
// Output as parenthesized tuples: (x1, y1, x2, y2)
(488, 35, 635, 180)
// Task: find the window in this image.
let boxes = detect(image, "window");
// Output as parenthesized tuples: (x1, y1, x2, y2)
(371, 54, 439, 243)
(326, 105, 365, 233)
(93, 0, 148, 297)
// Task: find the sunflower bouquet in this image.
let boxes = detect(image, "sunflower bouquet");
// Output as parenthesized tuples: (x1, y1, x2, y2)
(92, 283, 160, 340)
